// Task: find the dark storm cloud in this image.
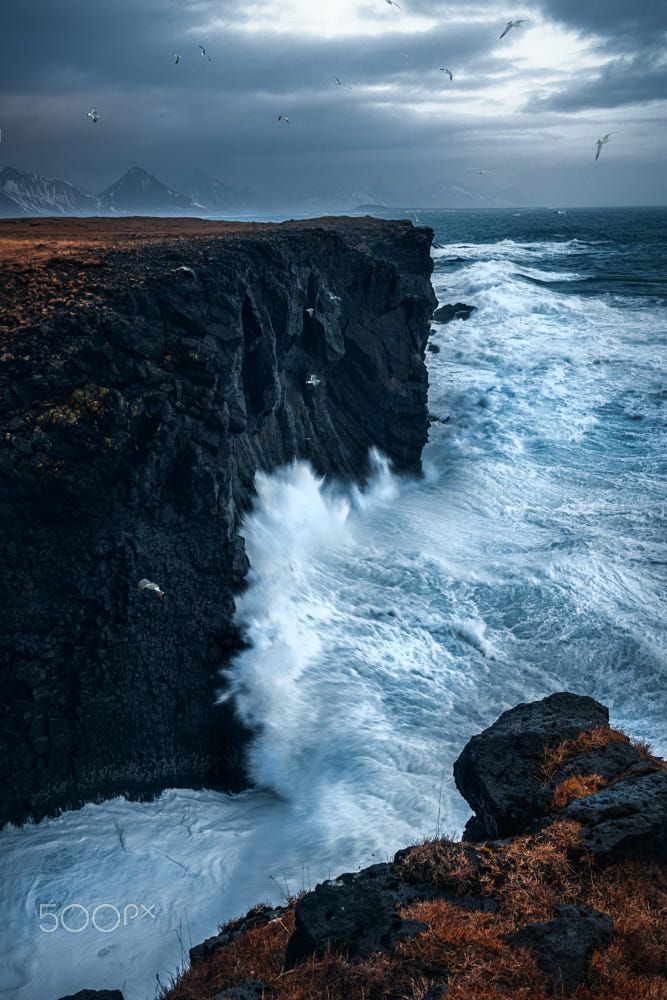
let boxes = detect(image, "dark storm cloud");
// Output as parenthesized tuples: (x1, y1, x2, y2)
(0, 0, 665, 206)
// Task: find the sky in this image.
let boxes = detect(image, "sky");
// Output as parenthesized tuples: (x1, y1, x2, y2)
(1, 0, 666, 207)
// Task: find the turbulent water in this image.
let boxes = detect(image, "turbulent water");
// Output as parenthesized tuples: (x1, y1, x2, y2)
(1, 207, 665, 1000)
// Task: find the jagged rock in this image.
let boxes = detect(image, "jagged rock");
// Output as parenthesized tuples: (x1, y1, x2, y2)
(0, 216, 436, 827)
(432, 302, 475, 324)
(428, 343, 441, 353)
(508, 905, 613, 996)
(214, 983, 273, 1000)
(453, 693, 609, 840)
(190, 905, 287, 966)
(284, 871, 428, 967)
(563, 771, 667, 861)
(55, 991, 124, 1000)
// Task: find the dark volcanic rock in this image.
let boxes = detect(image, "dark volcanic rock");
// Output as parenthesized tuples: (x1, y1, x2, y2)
(55, 991, 124, 1000)
(432, 302, 475, 324)
(563, 771, 667, 861)
(0, 216, 436, 827)
(285, 876, 399, 966)
(453, 693, 609, 840)
(214, 983, 273, 1000)
(508, 905, 613, 996)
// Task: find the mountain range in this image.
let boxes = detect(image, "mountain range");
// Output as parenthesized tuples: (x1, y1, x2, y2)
(0, 165, 251, 218)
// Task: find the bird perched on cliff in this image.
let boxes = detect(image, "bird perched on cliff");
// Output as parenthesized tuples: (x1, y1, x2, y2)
(440, 68, 453, 81)
(306, 374, 322, 388)
(173, 265, 197, 278)
(86, 107, 100, 124)
(595, 132, 616, 160)
(138, 578, 165, 600)
(278, 115, 290, 123)
(499, 19, 526, 38)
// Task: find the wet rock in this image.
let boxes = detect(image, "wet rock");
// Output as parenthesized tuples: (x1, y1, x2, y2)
(432, 302, 475, 324)
(563, 771, 667, 861)
(55, 991, 124, 1000)
(453, 693, 609, 840)
(508, 905, 612, 995)
(428, 343, 441, 353)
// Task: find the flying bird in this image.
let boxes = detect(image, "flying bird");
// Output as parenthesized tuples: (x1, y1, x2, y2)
(306, 374, 322, 388)
(499, 19, 526, 39)
(138, 578, 165, 600)
(386, 0, 401, 8)
(305, 308, 315, 318)
(440, 68, 453, 81)
(595, 132, 616, 160)
(198, 44, 212, 61)
(86, 107, 100, 124)
(174, 53, 181, 64)
(174, 265, 196, 278)
(278, 114, 290, 123)
(333, 76, 352, 89)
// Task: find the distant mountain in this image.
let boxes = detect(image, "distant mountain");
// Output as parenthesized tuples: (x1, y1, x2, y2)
(0, 166, 99, 217)
(97, 166, 194, 214)
(181, 171, 253, 212)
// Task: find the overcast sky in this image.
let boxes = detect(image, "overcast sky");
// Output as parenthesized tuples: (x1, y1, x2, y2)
(1, 0, 666, 207)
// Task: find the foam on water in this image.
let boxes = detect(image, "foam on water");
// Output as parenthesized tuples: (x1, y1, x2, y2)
(1, 209, 665, 1000)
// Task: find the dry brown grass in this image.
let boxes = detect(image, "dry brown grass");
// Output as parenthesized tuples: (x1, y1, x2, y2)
(541, 727, 630, 783)
(550, 774, 607, 810)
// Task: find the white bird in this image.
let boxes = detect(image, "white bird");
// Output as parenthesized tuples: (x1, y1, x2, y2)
(595, 132, 616, 161)
(440, 68, 453, 81)
(333, 76, 352, 89)
(174, 53, 181, 64)
(499, 19, 526, 39)
(306, 374, 322, 388)
(198, 44, 211, 61)
(386, 0, 401, 8)
(278, 114, 290, 123)
(86, 107, 100, 124)
(305, 307, 315, 318)
(138, 578, 165, 600)
(174, 265, 196, 278)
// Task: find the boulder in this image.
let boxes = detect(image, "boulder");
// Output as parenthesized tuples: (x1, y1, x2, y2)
(55, 991, 123, 1000)
(432, 302, 475, 324)
(453, 693, 609, 840)
(508, 905, 612, 995)
(214, 983, 273, 1000)
(563, 771, 667, 861)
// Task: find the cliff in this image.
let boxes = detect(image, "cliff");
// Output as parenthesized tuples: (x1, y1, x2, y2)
(161, 693, 667, 1000)
(0, 216, 436, 826)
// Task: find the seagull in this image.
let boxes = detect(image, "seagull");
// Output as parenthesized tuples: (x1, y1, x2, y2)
(440, 68, 453, 81)
(174, 265, 196, 278)
(305, 307, 315, 317)
(278, 114, 290, 123)
(86, 107, 100, 124)
(499, 19, 526, 39)
(333, 76, 352, 89)
(470, 168, 492, 175)
(386, 0, 401, 8)
(138, 578, 165, 600)
(174, 53, 181, 64)
(595, 132, 616, 161)
(306, 374, 322, 388)
(198, 44, 212, 61)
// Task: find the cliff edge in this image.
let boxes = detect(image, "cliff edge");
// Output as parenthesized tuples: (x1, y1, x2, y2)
(0, 216, 436, 826)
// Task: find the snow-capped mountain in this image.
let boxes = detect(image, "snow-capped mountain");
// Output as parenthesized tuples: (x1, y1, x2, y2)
(0, 167, 99, 216)
(97, 166, 194, 213)
(181, 170, 253, 211)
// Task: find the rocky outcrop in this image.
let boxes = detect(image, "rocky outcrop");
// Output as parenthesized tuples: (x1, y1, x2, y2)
(170, 693, 666, 1000)
(432, 302, 475, 324)
(0, 216, 436, 826)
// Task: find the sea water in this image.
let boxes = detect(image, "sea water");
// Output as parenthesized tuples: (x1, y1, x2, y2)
(1, 207, 665, 1000)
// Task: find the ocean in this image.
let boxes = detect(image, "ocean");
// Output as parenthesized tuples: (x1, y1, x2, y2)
(1, 207, 665, 1000)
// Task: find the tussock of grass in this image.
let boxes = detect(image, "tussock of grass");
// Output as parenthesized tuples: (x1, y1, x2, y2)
(541, 727, 630, 783)
(551, 774, 607, 810)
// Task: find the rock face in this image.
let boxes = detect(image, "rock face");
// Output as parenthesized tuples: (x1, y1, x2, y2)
(432, 302, 475, 324)
(0, 216, 436, 827)
(508, 905, 613, 996)
(453, 692, 610, 840)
